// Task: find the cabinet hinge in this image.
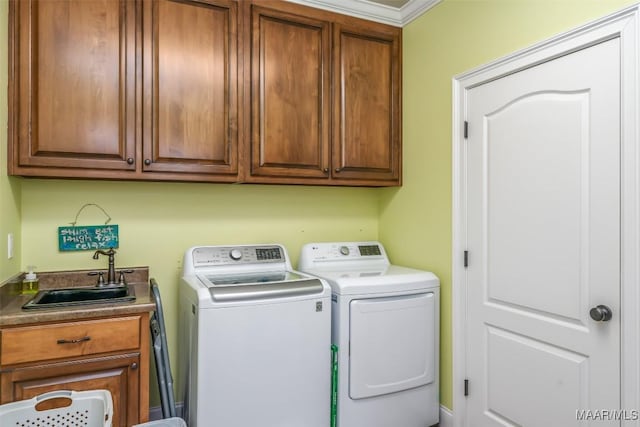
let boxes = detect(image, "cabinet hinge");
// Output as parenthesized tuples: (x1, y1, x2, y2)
(464, 121, 468, 139)
(464, 250, 469, 268)
(464, 379, 469, 396)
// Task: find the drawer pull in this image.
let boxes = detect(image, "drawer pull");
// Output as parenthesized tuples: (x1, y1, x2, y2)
(57, 336, 91, 345)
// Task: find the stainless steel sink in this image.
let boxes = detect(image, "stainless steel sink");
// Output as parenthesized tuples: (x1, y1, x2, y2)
(22, 285, 136, 310)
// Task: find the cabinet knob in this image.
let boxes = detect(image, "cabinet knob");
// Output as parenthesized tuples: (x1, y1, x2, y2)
(323, 168, 329, 174)
(335, 168, 342, 173)
(131, 362, 138, 370)
(126, 157, 134, 165)
(144, 159, 151, 166)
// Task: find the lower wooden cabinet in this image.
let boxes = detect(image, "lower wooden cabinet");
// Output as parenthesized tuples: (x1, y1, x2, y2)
(0, 314, 150, 427)
(1, 354, 141, 427)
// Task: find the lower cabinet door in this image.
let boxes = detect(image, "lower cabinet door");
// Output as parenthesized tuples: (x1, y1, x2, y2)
(1, 353, 140, 427)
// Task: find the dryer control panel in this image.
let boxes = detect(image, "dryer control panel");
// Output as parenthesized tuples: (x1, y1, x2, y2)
(298, 241, 390, 269)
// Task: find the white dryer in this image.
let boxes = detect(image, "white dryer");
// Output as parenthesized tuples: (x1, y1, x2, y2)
(299, 241, 440, 427)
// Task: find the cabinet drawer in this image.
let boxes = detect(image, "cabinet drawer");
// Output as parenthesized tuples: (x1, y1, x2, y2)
(1, 316, 141, 365)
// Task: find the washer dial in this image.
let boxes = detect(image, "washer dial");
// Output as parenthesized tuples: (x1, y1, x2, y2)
(230, 249, 243, 260)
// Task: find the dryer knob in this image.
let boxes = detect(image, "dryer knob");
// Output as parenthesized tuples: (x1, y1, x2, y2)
(339, 246, 350, 256)
(230, 249, 243, 261)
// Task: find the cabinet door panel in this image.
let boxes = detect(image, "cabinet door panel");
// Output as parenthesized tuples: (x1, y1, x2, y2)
(249, 4, 330, 179)
(1, 354, 140, 427)
(333, 24, 401, 183)
(143, 0, 238, 175)
(14, 0, 136, 170)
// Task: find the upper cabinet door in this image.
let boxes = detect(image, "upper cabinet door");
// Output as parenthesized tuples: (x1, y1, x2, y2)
(10, 0, 137, 172)
(142, 0, 238, 176)
(333, 23, 401, 184)
(248, 2, 331, 180)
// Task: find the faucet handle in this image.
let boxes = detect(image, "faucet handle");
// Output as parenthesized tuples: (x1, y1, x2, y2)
(118, 269, 135, 286)
(88, 271, 106, 286)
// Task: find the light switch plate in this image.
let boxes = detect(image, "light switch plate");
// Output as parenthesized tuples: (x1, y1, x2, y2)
(7, 233, 13, 259)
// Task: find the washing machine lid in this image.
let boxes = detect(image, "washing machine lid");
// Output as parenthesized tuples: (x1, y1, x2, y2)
(302, 265, 439, 295)
(200, 270, 306, 285)
(197, 271, 325, 303)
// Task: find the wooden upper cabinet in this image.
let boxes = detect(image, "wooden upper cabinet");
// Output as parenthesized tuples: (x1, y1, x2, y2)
(245, 1, 401, 185)
(142, 0, 238, 177)
(333, 23, 401, 184)
(8, 0, 401, 186)
(9, 0, 136, 173)
(247, 2, 331, 180)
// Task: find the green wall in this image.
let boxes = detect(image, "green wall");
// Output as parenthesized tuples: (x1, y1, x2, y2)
(380, 0, 637, 411)
(0, 0, 21, 282)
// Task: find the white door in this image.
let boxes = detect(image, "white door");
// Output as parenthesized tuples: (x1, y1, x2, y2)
(466, 37, 620, 426)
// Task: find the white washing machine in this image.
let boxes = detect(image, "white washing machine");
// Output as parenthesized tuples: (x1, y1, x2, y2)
(299, 241, 440, 427)
(178, 244, 331, 427)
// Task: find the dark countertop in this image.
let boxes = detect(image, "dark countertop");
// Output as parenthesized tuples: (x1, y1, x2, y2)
(0, 267, 156, 326)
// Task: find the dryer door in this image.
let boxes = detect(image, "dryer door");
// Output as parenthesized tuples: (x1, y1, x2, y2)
(349, 292, 435, 399)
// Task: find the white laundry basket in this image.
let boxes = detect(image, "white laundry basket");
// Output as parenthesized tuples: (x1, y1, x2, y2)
(0, 389, 113, 427)
(133, 417, 186, 427)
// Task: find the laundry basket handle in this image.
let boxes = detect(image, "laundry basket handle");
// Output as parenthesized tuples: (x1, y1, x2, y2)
(34, 390, 114, 426)
(34, 390, 74, 403)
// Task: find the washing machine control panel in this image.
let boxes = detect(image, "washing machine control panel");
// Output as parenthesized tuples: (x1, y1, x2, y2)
(192, 245, 285, 267)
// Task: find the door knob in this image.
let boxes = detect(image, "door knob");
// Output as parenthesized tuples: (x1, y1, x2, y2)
(590, 305, 613, 322)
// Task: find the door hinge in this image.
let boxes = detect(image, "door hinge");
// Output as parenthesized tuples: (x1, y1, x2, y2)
(464, 379, 469, 396)
(464, 121, 468, 139)
(464, 250, 469, 268)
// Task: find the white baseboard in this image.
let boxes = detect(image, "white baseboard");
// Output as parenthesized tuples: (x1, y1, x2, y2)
(439, 405, 453, 427)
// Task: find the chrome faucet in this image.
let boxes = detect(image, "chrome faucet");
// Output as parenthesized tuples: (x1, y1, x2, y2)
(92, 248, 117, 286)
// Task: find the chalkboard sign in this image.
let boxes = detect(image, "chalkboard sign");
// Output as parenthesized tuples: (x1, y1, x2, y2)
(58, 225, 119, 251)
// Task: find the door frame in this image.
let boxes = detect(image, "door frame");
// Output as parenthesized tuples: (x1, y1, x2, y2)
(452, 5, 640, 426)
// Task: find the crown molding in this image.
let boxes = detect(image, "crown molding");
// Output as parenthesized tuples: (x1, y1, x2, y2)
(286, 0, 441, 27)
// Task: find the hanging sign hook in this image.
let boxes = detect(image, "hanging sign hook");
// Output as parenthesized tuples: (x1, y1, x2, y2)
(69, 203, 112, 226)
